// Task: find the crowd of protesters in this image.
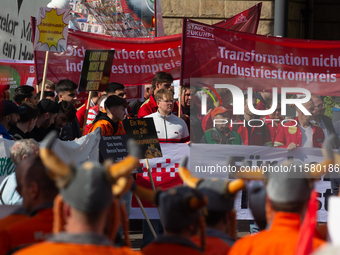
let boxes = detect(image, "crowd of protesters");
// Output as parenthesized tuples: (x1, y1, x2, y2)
(0, 71, 339, 254)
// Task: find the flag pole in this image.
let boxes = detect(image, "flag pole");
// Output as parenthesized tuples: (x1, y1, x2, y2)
(40, 51, 50, 100)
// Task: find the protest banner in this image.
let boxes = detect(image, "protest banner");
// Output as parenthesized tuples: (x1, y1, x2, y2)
(34, 4, 262, 85)
(131, 144, 332, 222)
(181, 19, 340, 96)
(0, 59, 36, 99)
(123, 118, 162, 159)
(0, 129, 101, 184)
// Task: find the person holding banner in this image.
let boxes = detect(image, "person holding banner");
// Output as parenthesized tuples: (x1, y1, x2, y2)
(201, 106, 242, 145)
(234, 95, 272, 146)
(274, 99, 324, 149)
(138, 72, 179, 118)
(145, 89, 189, 143)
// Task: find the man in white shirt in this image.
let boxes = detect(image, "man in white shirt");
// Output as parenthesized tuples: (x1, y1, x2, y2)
(145, 89, 190, 143)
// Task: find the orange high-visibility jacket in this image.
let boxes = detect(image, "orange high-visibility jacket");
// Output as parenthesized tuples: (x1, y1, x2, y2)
(228, 212, 325, 255)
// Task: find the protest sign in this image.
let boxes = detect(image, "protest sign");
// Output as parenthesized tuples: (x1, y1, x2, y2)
(34, 7, 70, 52)
(78, 50, 115, 92)
(123, 118, 162, 159)
(99, 135, 129, 162)
(181, 19, 340, 96)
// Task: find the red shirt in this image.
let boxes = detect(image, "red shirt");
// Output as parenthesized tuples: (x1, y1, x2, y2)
(274, 118, 324, 148)
(138, 94, 178, 118)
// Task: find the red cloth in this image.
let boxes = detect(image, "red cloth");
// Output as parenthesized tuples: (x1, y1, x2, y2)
(138, 94, 178, 118)
(274, 118, 324, 148)
(234, 118, 272, 146)
(228, 212, 325, 255)
(142, 242, 202, 255)
(265, 116, 283, 144)
(76, 100, 88, 129)
(294, 190, 318, 255)
(191, 236, 231, 255)
(0, 208, 53, 255)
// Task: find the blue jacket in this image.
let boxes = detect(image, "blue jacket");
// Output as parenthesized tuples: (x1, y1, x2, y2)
(0, 124, 12, 140)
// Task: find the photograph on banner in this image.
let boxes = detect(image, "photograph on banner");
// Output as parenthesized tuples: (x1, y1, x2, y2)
(82, 0, 156, 38)
(183, 19, 340, 178)
(123, 118, 162, 159)
(99, 135, 143, 173)
(33, 7, 71, 52)
(78, 50, 115, 91)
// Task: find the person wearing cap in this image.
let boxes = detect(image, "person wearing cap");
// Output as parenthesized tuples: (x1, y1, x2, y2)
(201, 106, 242, 144)
(9, 102, 39, 140)
(144, 89, 189, 143)
(0, 100, 26, 140)
(27, 99, 59, 142)
(274, 99, 324, 149)
(13, 133, 141, 255)
(13, 86, 38, 106)
(0, 156, 59, 255)
(228, 162, 325, 255)
(133, 185, 207, 255)
(234, 94, 272, 146)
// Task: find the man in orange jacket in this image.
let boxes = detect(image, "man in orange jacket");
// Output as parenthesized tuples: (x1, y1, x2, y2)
(228, 162, 325, 255)
(87, 95, 127, 136)
(13, 132, 141, 255)
(0, 156, 58, 255)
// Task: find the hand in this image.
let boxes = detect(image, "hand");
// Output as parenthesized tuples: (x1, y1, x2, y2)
(287, 142, 297, 150)
(180, 114, 189, 122)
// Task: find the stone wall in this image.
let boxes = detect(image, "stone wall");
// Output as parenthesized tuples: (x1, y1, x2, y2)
(161, 0, 340, 40)
(161, 0, 275, 36)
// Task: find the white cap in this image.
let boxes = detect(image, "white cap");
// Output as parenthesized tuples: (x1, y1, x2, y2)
(100, 98, 107, 109)
(47, 0, 70, 9)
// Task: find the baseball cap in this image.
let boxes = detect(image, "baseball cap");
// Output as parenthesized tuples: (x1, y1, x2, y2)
(37, 99, 59, 114)
(2, 100, 27, 116)
(211, 106, 231, 118)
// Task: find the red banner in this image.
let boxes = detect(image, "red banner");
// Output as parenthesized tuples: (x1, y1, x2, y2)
(35, 3, 262, 86)
(0, 59, 36, 100)
(181, 19, 340, 96)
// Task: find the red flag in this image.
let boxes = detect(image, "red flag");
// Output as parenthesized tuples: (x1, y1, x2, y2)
(294, 190, 318, 255)
(214, 2, 261, 33)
